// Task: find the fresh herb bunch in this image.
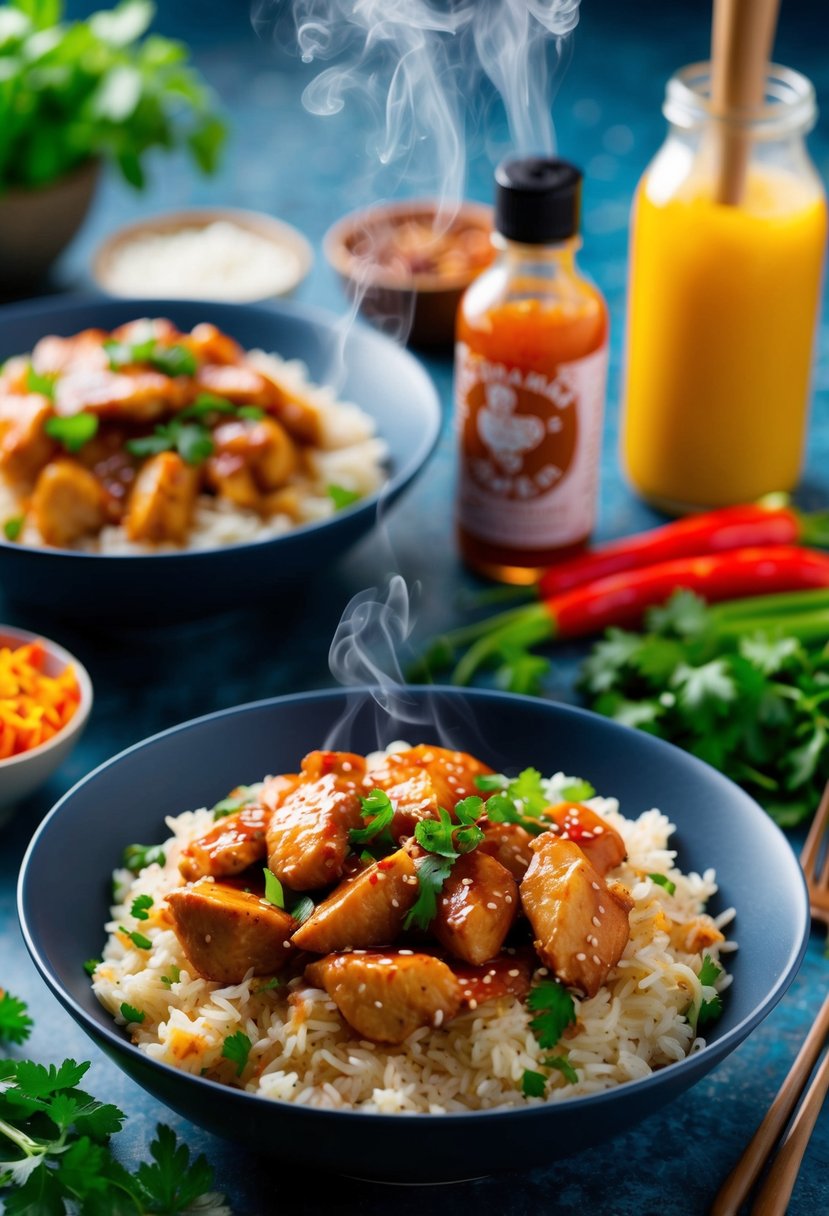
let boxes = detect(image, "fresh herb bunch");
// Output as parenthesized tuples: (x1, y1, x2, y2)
(0, 0, 226, 192)
(0, 990, 230, 1214)
(579, 589, 829, 826)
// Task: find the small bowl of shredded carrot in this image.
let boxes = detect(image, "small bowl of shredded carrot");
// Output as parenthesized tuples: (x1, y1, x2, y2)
(0, 627, 92, 821)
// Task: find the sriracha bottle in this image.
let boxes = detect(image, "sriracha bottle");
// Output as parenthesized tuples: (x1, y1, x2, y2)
(455, 158, 608, 584)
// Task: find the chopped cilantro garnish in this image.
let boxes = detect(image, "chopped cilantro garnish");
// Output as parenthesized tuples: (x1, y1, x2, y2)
(105, 338, 197, 378)
(349, 788, 396, 847)
(415, 807, 460, 858)
(221, 1030, 252, 1077)
(237, 405, 266, 420)
(0, 990, 33, 1045)
(698, 992, 724, 1029)
(3, 515, 23, 541)
(122, 842, 166, 874)
(545, 1054, 579, 1084)
(160, 966, 181, 988)
(184, 392, 237, 418)
(403, 854, 454, 931)
(698, 955, 723, 987)
(26, 364, 56, 400)
(45, 411, 99, 453)
(120, 1002, 145, 1025)
(557, 777, 596, 801)
(688, 955, 725, 1032)
(120, 926, 152, 951)
(263, 867, 285, 909)
(82, 958, 101, 977)
(130, 894, 153, 921)
(256, 976, 282, 992)
(126, 417, 214, 466)
(477, 767, 553, 836)
(474, 773, 510, 793)
(521, 1069, 547, 1098)
(327, 483, 361, 510)
(648, 873, 677, 896)
(527, 979, 576, 1050)
(291, 896, 314, 925)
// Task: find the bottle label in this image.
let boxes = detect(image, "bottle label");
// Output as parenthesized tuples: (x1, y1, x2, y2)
(455, 342, 608, 549)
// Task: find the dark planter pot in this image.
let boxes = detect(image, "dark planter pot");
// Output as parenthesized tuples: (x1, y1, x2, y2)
(0, 160, 100, 289)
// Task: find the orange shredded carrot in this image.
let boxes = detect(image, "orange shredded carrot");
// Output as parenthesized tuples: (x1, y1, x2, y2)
(0, 641, 80, 757)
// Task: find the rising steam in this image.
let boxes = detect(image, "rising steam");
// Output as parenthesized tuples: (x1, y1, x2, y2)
(254, 0, 582, 205)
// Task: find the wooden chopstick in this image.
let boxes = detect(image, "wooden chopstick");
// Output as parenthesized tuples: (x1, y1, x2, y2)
(750, 1046, 829, 1215)
(710, 993, 829, 1216)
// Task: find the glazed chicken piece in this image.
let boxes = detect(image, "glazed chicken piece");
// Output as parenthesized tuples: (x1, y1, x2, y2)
(266, 750, 366, 890)
(291, 847, 418, 954)
(125, 451, 200, 544)
(167, 880, 296, 984)
(432, 851, 518, 966)
(179, 804, 271, 882)
(521, 835, 632, 998)
(547, 802, 626, 876)
(366, 745, 495, 840)
(31, 459, 105, 546)
(205, 417, 298, 510)
(0, 394, 56, 488)
(185, 322, 244, 366)
(305, 951, 461, 1044)
(252, 363, 323, 446)
(451, 950, 534, 1009)
(30, 329, 109, 377)
(53, 367, 185, 422)
(478, 820, 535, 881)
(196, 363, 276, 407)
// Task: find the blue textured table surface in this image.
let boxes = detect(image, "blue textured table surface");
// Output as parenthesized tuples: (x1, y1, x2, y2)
(1, 2, 828, 1212)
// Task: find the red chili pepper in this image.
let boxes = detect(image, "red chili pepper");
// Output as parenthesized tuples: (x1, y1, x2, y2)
(537, 502, 829, 600)
(449, 546, 829, 685)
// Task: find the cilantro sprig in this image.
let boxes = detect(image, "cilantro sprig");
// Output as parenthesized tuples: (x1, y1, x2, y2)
(104, 338, 197, 379)
(122, 843, 166, 874)
(221, 1031, 252, 1078)
(0, 991, 227, 1214)
(349, 788, 396, 849)
(688, 955, 725, 1033)
(477, 768, 595, 836)
(45, 411, 99, 453)
(580, 588, 829, 826)
(0, 991, 33, 1045)
(403, 796, 487, 931)
(527, 979, 577, 1050)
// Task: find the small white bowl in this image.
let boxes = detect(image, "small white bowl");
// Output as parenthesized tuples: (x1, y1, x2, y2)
(92, 207, 313, 303)
(0, 626, 93, 825)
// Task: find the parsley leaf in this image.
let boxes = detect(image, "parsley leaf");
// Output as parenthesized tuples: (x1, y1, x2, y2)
(527, 979, 576, 1050)
(403, 854, 454, 931)
(688, 955, 725, 1032)
(119, 1003, 145, 1025)
(82, 959, 101, 977)
(119, 926, 152, 951)
(349, 788, 396, 847)
(160, 966, 181, 988)
(327, 483, 361, 510)
(122, 842, 165, 873)
(648, 873, 677, 896)
(698, 955, 723, 987)
(545, 1054, 579, 1084)
(44, 412, 99, 453)
(134, 1123, 219, 1213)
(126, 417, 214, 466)
(556, 777, 596, 801)
(105, 339, 197, 378)
(263, 868, 285, 909)
(221, 1031, 252, 1077)
(130, 894, 153, 921)
(211, 785, 257, 819)
(415, 807, 459, 858)
(25, 365, 56, 400)
(0, 991, 33, 1045)
(521, 1069, 547, 1098)
(3, 516, 23, 542)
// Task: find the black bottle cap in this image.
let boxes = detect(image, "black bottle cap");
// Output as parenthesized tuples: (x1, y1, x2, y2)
(494, 157, 582, 244)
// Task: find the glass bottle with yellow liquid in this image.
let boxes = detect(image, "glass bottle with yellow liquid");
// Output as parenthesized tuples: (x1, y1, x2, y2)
(622, 64, 826, 512)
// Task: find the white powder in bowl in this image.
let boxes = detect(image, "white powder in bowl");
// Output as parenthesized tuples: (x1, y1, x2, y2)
(104, 221, 305, 301)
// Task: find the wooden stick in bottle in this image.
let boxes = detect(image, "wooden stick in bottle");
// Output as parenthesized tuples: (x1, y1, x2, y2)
(710, 0, 781, 205)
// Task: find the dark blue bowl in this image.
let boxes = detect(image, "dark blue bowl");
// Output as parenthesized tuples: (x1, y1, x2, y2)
(18, 687, 808, 1182)
(0, 296, 440, 620)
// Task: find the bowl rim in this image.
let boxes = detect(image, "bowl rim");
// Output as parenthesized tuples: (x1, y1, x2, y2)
(0, 624, 93, 770)
(17, 685, 810, 1125)
(324, 197, 495, 294)
(92, 206, 314, 301)
(0, 294, 441, 563)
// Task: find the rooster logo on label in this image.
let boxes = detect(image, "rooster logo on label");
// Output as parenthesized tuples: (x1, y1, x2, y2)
(477, 384, 545, 475)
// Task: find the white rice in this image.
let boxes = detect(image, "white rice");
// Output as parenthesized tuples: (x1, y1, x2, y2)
(2, 351, 387, 554)
(92, 776, 735, 1113)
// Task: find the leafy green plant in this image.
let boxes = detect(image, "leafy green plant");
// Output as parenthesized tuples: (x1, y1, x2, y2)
(0, 0, 226, 191)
